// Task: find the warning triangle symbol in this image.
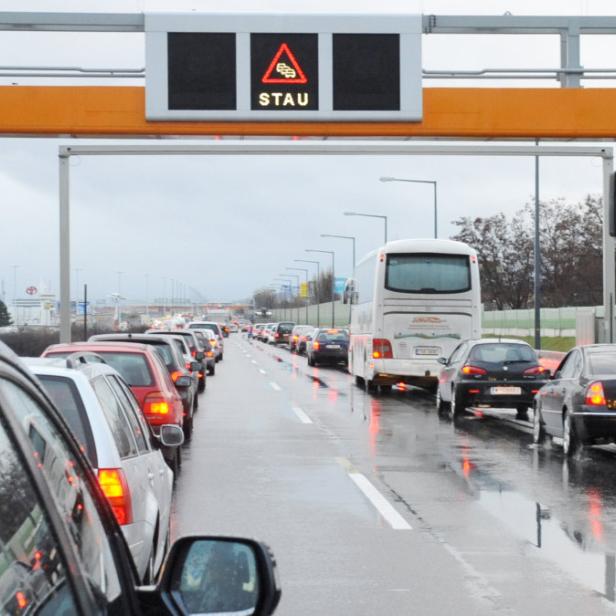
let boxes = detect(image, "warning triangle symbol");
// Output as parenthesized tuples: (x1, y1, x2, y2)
(261, 43, 308, 84)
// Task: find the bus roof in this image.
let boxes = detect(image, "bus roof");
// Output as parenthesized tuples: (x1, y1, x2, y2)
(355, 239, 477, 270)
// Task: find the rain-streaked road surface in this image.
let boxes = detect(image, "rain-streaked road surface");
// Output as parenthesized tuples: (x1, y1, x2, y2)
(173, 336, 616, 615)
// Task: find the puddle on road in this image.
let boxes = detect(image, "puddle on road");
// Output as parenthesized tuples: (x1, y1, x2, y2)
(458, 455, 616, 602)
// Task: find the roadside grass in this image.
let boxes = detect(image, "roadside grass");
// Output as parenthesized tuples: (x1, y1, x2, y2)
(482, 334, 575, 353)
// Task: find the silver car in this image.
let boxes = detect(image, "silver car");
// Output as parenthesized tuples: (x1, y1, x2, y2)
(26, 353, 183, 584)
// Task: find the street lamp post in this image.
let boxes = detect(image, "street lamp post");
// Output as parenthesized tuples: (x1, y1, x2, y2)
(294, 259, 320, 327)
(273, 279, 290, 320)
(344, 211, 388, 245)
(287, 267, 309, 324)
(280, 274, 300, 322)
(306, 249, 336, 327)
(321, 234, 356, 323)
(380, 176, 438, 239)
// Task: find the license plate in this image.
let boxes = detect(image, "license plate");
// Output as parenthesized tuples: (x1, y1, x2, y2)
(326, 345, 341, 349)
(491, 386, 522, 395)
(415, 347, 440, 356)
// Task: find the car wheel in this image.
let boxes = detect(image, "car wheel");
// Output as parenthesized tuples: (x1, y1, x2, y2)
(563, 410, 581, 457)
(516, 405, 529, 421)
(450, 386, 466, 417)
(198, 380, 205, 393)
(436, 388, 450, 415)
(208, 364, 215, 376)
(307, 355, 314, 366)
(143, 542, 157, 584)
(533, 404, 549, 445)
(183, 416, 193, 441)
(219, 353, 224, 362)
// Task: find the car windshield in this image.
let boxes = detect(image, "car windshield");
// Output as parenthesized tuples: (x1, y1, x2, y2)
(36, 375, 97, 465)
(89, 352, 154, 386)
(587, 352, 616, 376)
(386, 253, 471, 294)
(469, 343, 536, 364)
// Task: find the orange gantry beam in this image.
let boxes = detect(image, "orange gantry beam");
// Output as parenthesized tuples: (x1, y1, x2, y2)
(1, 86, 616, 138)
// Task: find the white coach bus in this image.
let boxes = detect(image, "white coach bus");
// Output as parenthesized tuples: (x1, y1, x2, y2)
(347, 239, 481, 392)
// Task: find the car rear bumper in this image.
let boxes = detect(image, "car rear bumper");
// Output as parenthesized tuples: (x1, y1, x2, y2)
(458, 379, 545, 407)
(573, 411, 616, 442)
(313, 350, 347, 363)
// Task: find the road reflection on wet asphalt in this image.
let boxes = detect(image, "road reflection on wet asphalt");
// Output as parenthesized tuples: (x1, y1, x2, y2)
(173, 336, 616, 615)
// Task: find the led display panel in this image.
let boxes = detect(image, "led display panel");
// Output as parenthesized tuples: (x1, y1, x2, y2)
(168, 32, 236, 110)
(250, 33, 318, 111)
(333, 34, 400, 111)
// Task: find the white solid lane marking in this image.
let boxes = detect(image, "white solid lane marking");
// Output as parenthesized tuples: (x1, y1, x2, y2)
(348, 473, 412, 530)
(292, 406, 312, 424)
(259, 369, 267, 375)
(251, 360, 257, 364)
(270, 382, 281, 391)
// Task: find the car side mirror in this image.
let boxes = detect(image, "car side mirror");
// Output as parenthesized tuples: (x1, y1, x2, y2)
(437, 357, 448, 365)
(159, 424, 184, 448)
(543, 369, 552, 378)
(190, 361, 202, 372)
(175, 375, 192, 388)
(147, 536, 281, 616)
(195, 351, 204, 361)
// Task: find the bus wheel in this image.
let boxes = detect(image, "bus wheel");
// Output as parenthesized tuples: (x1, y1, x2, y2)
(365, 379, 377, 393)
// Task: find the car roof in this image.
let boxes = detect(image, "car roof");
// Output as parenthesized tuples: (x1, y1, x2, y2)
(470, 338, 532, 347)
(45, 341, 155, 354)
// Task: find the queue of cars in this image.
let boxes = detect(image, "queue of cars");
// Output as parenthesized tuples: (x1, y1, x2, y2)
(0, 340, 281, 615)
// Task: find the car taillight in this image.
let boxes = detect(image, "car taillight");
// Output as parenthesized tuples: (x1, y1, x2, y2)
(275, 332, 280, 338)
(207, 351, 213, 357)
(144, 392, 171, 416)
(191, 350, 196, 358)
(211, 339, 217, 347)
(97, 468, 132, 525)
(171, 370, 184, 382)
(585, 381, 607, 406)
(462, 365, 487, 376)
(293, 335, 298, 341)
(523, 366, 546, 376)
(372, 339, 393, 359)
(313, 341, 320, 351)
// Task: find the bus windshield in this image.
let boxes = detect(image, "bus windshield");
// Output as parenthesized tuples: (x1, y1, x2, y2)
(385, 253, 471, 294)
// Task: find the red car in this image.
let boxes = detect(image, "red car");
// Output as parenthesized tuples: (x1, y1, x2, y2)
(42, 341, 185, 472)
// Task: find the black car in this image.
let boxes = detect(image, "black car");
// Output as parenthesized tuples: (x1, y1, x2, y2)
(306, 329, 349, 367)
(0, 340, 281, 615)
(436, 339, 549, 419)
(534, 344, 616, 456)
(90, 333, 200, 439)
(272, 322, 295, 346)
(147, 330, 208, 391)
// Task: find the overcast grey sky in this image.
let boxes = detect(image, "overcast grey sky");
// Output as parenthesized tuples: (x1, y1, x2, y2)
(0, 0, 614, 303)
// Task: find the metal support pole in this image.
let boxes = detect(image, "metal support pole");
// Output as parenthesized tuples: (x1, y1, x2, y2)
(83, 283, 88, 340)
(59, 154, 71, 343)
(433, 183, 438, 239)
(331, 252, 336, 327)
(603, 154, 616, 342)
(560, 27, 582, 88)
(534, 148, 541, 350)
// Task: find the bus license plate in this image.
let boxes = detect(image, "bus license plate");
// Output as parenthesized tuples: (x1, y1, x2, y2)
(415, 347, 440, 356)
(491, 386, 521, 395)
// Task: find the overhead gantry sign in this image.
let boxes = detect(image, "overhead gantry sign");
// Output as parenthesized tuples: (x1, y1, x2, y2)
(145, 13, 423, 121)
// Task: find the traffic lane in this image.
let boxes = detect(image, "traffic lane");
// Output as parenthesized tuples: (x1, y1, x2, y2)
(254, 339, 616, 613)
(172, 339, 497, 616)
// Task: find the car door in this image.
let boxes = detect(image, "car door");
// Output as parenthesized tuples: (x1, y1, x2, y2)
(108, 375, 172, 576)
(0, 374, 135, 613)
(543, 350, 579, 436)
(441, 342, 467, 401)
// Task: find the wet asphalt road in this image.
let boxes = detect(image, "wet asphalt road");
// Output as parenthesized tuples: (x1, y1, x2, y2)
(172, 336, 616, 615)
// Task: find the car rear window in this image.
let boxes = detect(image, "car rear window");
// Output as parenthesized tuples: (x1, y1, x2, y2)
(36, 375, 97, 466)
(469, 343, 536, 364)
(317, 330, 349, 342)
(278, 323, 294, 334)
(92, 352, 154, 386)
(152, 344, 175, 369)
(587, 353, 616, 376)
(189, 323, 218, 335)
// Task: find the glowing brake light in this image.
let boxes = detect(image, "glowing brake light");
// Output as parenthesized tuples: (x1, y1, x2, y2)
(15, 591, 28, 609)
(523, 366, 546, 376)
(462, 365, 487, 376)
(97, 468, 132, 525)
(191, 350, 196, 358)
(313, 341, 320, 351)
(585, 381, 607, 406)
(144, 392, 171, 417)
(372, 339, 393, 359)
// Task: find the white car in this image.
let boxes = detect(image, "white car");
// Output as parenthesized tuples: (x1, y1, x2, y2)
(186, 321, 225, 362)
(25, 353, 182, 584)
